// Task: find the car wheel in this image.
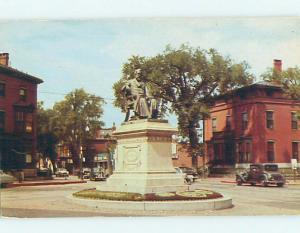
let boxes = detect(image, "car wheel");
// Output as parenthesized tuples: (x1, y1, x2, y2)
(277, 183, 284, 187)
(262, 177, 268, 187)
(184, 178, 192, 185)
(250, 183, 256, 186)
(236, 178, 242, 186)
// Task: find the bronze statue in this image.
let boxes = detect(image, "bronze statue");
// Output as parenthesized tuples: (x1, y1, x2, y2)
(121, 68, 159, 121)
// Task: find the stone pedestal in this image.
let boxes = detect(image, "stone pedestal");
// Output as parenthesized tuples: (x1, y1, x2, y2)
(98, 119, 187, 194)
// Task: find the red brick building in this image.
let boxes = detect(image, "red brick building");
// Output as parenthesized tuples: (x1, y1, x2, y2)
(172, 143, 204, 168)
(0, 53, 43, 176)
(86, 126, 116, 174)
(205, 60, 300, 170)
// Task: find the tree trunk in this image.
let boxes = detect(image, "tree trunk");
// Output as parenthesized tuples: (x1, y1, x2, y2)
(188, 121, 198, 169)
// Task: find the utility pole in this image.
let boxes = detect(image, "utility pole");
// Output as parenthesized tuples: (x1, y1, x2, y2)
(202, 119, 206, 179)
(80, 145, 83, 180)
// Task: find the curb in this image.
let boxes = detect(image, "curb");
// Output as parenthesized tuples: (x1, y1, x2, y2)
(70, 194, 233, 211)
(221, 180, 236, 184)
(6, 180, 87, 188)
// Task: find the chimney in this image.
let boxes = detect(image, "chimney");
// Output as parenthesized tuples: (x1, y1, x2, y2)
(273, 59, 282, 72)
(0, 53, 9, 66)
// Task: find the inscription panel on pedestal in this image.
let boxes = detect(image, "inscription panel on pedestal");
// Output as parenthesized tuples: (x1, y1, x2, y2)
(122, 145, 142, 171)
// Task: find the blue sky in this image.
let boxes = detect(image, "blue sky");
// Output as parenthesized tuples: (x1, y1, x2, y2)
(0, 17, 299, 127)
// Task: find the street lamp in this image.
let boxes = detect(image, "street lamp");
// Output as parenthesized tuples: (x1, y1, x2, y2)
(79, 125, 90, 180)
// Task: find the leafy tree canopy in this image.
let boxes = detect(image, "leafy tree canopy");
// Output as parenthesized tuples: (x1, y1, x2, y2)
(262, 66, 300, 99)
(113, 44, 254, 163)
(37, 101, 59, 164)
(37, 89, 105, 167)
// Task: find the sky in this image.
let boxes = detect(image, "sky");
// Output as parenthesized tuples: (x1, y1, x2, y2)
(0, 17, 300, 127)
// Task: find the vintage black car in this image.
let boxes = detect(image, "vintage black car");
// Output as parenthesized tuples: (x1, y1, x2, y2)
(236, 163, 285, 187)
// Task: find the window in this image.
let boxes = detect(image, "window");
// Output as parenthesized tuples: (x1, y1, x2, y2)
(15, 111, 33, 134)
(226, 115, 231, 129)
(237, 142, 251, 163)
(0, 82, 5, 97)
(242, 112, 248, 130)
(291, 112, 298, 130)
(213, 143, 223, 161)
(292, 142, 299, 160)
(0, 111, 5, 132)
(171, 143, 178, 159)
(267, 141, 275, 162)
(245, 142, 251, 162)
(237, 142, 244, 163)
(26, 154, 32, 163)
(266, 111, 274, 129)
(19, 88, 27, 101)
(212, 117, 217, 132)
(15, 111, 25, 133)
(25, 113, 33, 133)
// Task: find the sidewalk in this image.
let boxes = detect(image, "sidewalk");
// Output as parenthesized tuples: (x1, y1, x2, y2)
(6, 176, 87, 188)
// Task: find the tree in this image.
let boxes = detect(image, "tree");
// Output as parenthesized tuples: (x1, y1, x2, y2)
(262, 66, 300, 99)
(113, 44, 253, 168)
(37, 101, 59, 167)
(51, 88, 105, 168)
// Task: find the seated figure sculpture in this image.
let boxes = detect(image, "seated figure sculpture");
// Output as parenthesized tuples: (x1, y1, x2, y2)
(121, 68, 160, 121)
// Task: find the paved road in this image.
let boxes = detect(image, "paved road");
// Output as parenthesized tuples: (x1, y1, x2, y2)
(1, 179, 300, 217)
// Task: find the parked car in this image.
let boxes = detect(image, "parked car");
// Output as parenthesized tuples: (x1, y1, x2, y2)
(0, 170, 15, 187)
(236, 163, 286, 187)
(175, 167, 197, 185)
(55, 168, 69, 177)
(179, 167, 199, 178)
(37, 167, 50, 177)
(90, 168, 106, 181)
(78, 168, 91, 179)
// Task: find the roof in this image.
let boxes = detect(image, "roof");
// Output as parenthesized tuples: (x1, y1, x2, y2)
(250, 81, 283, 89)
(0, 64, 43, 84)
(233, 81, 283, 93)
(213, 80, 283, 100)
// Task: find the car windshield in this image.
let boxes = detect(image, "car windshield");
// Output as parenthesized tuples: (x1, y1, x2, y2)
(250, 165, 262, 170)
(264, 164, 278, 171)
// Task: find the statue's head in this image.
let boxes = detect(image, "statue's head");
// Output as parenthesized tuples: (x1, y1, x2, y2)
(134, 68, 142, 80)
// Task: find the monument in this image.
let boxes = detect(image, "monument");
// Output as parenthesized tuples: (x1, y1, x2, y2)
(98, 68, 186, 194)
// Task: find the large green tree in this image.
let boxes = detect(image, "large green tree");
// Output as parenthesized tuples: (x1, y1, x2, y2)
(262, 66, 300, 99)
(51, 88, 105, 167)
(113, 44, 253, 167)
(37, 101, 59, 166)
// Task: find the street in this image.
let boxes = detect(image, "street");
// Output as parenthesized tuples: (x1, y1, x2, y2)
(1, 178, 300, 217)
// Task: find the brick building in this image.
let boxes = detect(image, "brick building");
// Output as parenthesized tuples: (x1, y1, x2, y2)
(86, 125, 117, 174)
(172, 143, 204, 169)
(0, 53, 43, 177)
(205, 60, 300, 170)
